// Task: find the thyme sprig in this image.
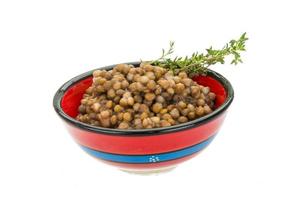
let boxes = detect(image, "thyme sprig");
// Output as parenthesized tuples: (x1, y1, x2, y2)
(151, 33, 248, 75)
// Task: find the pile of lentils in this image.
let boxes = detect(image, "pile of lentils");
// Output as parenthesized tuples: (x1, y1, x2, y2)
(76, 63, 216, 129)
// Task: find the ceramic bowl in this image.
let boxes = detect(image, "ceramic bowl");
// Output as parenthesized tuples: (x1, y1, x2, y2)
(53, 62, 234, 173)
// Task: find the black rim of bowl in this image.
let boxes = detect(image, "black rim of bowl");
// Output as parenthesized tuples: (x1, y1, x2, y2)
(53, 62, 234, 136)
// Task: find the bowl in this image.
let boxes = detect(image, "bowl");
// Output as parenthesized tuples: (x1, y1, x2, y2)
(53, 62, 234, 173)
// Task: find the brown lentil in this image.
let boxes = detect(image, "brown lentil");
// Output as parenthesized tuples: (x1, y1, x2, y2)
(175, 83, 185, 94)
(91, 103, 101, 112)
(204, 105, 212, 114)
(118, 122, 129, 129)
(167, 88, 175, 95)
(178, 101, 187, 109)
(151, 116, 160, 124)
(147, 80, 156, 90)
(123, 112, 132, 122)
(188, 111, 196, 120)
(114, 105, 123, 112)
(155, 95, 165, 103)
(140, 76, 149, 84)
(178, 116, 188, 123)
(160, 108, 168, 114)
(152, 103, 163, 113)
(100, 118, 111, 128)
(127, 97, 135, 106)
(110, 115, 117, 125)
(202, 87, 210, 95)
(119, 98, 128, 107)
(107, 89, 116, 98)
(106, 100, 113, 109)
(100, 110, 110, 118)
(117, 113, 124, 121)
(78, 105, 86, 114)
(113, 82, 121, 90)
(116, 89, 125, 96)
(197, 99, 206, 106)
(208, 92, 216, 100)
(178, 71, 188, 79)
(140, 112, 148, 120)
(160, 120, 171, 127)
(195, 106, 205, 116)
(145, 93, 156, 101)
(170, 108, 180, 119)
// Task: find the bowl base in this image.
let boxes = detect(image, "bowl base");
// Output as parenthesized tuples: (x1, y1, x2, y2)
(119, 165, 177, 175)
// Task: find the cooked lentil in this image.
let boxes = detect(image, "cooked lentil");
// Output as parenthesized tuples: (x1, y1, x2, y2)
(76, 63, 216, 129)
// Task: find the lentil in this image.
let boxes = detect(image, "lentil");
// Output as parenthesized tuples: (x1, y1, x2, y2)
(76, 63, 216, 129)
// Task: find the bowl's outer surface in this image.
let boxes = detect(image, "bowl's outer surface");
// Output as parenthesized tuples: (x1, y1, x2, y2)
(65, 114, 225, 169)
(54, 62, 233, 170)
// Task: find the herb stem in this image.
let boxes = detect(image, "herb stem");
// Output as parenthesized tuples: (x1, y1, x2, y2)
(151, 33, 248, 75)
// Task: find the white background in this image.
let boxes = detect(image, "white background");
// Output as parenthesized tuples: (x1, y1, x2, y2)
(1, 0, 299, 199)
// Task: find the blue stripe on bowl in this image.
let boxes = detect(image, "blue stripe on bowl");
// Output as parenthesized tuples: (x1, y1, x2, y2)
(80, 134, 216, 164)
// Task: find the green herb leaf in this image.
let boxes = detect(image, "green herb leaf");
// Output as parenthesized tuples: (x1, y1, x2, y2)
(151, 33, 248, 75)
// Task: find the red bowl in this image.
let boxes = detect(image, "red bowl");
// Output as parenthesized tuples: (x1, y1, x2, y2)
(53, 62, 234, 173)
